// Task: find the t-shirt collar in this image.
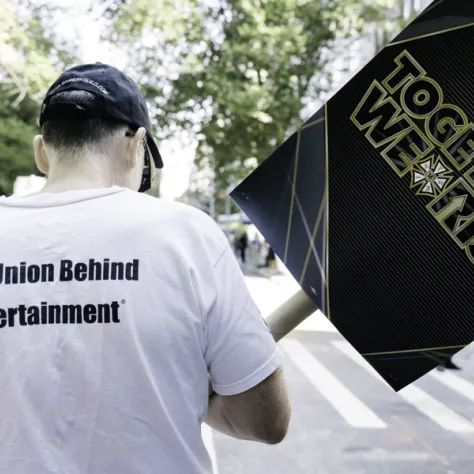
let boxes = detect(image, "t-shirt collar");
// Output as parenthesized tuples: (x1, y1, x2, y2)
(0, 186, 127, 208)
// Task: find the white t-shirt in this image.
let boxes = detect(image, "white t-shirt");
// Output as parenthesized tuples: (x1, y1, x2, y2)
(0, 186, 283, 474)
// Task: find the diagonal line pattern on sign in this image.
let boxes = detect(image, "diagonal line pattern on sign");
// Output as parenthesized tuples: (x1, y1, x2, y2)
(324, 103, 330, 320)
(283, 132, 302, 265)
(388, 22, 474, 47)
(361, 345, 467, 358)
(301, 117, 325, 131)
(283, 170, 326, 288)
(299, 191, 326, 286)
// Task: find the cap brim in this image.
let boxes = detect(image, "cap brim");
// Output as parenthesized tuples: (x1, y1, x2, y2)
(147, 133, 163, 169)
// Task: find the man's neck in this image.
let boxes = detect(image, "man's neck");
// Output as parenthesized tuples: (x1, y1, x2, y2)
(37, 158, 118, 194)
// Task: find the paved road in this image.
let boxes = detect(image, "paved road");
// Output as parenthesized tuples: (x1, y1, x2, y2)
(202, 265, 474, 474)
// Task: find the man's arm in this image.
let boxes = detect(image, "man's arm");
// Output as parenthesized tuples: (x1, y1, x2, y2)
(188, 218, 291, 444)
(205, 393, 258, 442)
(205, 367, 291, 444)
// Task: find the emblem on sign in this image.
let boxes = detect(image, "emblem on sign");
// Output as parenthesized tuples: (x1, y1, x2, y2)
(351, 50, 474, 264)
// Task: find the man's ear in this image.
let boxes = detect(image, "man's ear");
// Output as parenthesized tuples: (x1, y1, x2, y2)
(33, 135, 49, 175)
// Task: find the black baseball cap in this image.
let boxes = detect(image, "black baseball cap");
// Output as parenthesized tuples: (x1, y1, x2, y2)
(39, 62, 163, 169)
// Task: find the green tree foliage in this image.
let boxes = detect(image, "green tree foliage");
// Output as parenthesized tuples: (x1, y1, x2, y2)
(100, 0, 370, 193)
(360, 0, 416, 52)
(0, 0, 76, 193)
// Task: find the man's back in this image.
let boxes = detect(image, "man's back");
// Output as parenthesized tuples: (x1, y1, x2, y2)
(0, 187, 284, 473)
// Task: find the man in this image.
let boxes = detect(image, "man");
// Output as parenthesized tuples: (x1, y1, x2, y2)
(0, 63, 291, 474)
(266, 245, 276, 269)
(238, 231, 249, 263)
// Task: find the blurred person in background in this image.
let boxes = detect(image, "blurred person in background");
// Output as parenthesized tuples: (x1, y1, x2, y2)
(0, 63, 291, 474)
(238, 231, 249, 264)
(258, 242, 276, 269)
(437, 356, 461, 371)
(266, 245, 276, 269)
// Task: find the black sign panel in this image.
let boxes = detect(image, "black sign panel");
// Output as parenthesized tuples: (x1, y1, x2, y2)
(231, 0, 474, 391)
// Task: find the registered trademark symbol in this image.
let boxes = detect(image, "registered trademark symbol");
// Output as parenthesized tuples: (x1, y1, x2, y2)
(121, 299, 126, 304)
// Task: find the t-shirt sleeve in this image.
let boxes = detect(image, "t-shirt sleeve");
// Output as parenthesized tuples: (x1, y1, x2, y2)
(203, 245, 284, 396)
